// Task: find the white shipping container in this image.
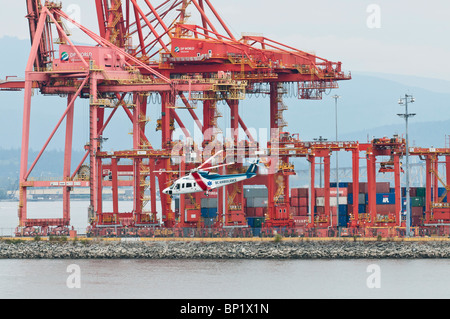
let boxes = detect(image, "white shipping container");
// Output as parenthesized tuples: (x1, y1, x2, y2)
(316, 197, 348, 207)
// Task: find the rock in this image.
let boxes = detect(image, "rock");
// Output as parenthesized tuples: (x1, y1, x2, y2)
(1, 240, 450, 259)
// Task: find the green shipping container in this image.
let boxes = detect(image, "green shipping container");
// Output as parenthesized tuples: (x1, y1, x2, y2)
(411, 197, 425, 207)
(247, 217, 265, 228)
(415, 188, 426, 197)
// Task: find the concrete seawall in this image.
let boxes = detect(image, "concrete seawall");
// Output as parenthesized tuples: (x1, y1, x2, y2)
(1, 239, 450, 259)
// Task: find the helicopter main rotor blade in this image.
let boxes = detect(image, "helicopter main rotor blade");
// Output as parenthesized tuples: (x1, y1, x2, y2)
(198, 150, 223, 170)
(201, 162, 235, 171)
(153, 170, 190, 173)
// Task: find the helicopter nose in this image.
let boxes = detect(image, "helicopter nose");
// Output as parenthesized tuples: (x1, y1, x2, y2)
(163, 188, 172, 195)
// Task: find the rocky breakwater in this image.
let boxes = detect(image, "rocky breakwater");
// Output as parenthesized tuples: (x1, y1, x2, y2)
(2, 239, 450, 259)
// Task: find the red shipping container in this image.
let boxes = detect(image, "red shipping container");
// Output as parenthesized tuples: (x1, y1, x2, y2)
(315, 188, 348, 197)
(347, 182, 365, 194)
(376, 182, 391, 193)
(330, 188, 348, 197)
(376, 205, 396, 214)
(315, 188, 325, 197)
(290, 197, 299, 207)
(411, 216, 422, 226)
(246, 207, 256, 217)
(316, 206, 325, 214)
(291, 188, 299, 198)
(348, 182, 390, 194)
(411, 207, 423, 217)
(290, 207, 299, 216)
(299, 197, 308, 207)
(298, 188, 309, 197)
(255, 207, 264, 217)
(299, 206, 308, 216)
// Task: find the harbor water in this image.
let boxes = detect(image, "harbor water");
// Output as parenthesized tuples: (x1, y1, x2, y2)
(1, 201, 450, 299)
(1, 258, 450, 299)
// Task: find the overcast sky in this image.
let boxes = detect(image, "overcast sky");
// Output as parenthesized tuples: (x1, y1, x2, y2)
(1, 0, 450, 80)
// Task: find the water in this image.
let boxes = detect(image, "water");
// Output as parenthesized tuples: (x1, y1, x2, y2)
(0, 259, 449, 299)
(1, 201, 450, 299)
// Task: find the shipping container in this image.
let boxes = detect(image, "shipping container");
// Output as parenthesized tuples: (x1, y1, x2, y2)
(347, 182, 390, 194)
(411, 206, 424, 216)
(315, 188, 347, 197)
(411, 216, 422, 227)
(338, 214, 349, 227)
(290, 197, 299, 207)
(375, 193, 396, 205)
(299, 197, 308, 207)
(348, 193, 367, 205)
(298, 188, 309, 197)
(316, 196, 347, 207)
(246, 217, 265, 228)
(412, 197, 425, 207)
(347, 204, 367, 214)
(376, 204, 396, 214)
(416, 188, 426, 197)
(290, 206, 299, 216)
(298, 206, 308, 216)
(403, 197, 425, 207)
(244, 188, 268, 198)
(201, 197, 218, 208)
(255, 207, 265, 217)
(246, 207, 256, 217)
(330, 182, 349, 188)
(201, 207, 218, 218)
(315, 206, 325, 214)
(246, 197, 268, 207)
(390, 187, 409, 197)
(338, 205, 348, 214)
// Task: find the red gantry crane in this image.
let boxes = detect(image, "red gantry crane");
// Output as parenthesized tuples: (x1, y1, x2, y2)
(6, 0, 352, 237)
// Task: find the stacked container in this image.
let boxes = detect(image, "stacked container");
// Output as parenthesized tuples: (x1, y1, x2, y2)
(315, 186, 348, 226)
(402, 187, 426, 226)
(244, 188, 267, 218)
(290, 188, 309, 227)
(290, 188, 309, 216)
(201, 197, 218, 219)
(244, 188, 267, 231)
(347, 182, 390, 220)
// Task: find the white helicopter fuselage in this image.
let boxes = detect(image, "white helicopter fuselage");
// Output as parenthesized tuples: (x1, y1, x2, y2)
(162, 161, 259, 196)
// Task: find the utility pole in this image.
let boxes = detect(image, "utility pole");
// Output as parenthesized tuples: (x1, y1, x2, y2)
(398, 94, 416, 237)
(332, 95, 341, 232)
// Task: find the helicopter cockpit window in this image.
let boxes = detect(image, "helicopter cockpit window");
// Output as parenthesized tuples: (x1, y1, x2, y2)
(174, 184, 180, 190)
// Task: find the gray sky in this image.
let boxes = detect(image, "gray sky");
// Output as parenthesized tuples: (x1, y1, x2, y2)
(1, 0, 449, 80)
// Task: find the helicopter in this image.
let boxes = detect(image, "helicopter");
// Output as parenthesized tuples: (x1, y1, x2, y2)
(158, 151, 260, 197)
